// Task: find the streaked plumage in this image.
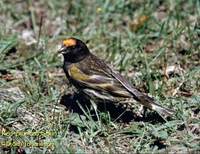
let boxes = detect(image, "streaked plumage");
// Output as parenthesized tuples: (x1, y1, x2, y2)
(58, 38, 175, 117)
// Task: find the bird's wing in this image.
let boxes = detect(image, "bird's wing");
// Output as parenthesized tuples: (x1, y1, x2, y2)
(67, 64, 132, 98)
(89, 55, 174, 116)
(108, 66, 175, 116)
(109, 68, 154, 108)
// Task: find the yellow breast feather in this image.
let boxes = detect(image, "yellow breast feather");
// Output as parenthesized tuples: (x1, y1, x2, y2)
(68, 65, 89, 81)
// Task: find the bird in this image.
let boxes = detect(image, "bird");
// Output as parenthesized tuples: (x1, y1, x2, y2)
(58, 37, 175, 117)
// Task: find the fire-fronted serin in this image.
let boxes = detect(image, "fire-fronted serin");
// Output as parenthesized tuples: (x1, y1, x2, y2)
(58, 37, 175, 117)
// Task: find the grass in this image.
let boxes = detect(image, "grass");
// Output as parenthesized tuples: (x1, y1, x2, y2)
(0, 0, 200, 153)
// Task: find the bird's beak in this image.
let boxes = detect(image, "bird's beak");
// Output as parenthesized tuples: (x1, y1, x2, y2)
(57, 45, 66, 54)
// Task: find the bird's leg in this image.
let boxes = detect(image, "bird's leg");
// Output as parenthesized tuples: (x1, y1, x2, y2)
(137, 105, 147, 118)
(90, 100, 97, 111)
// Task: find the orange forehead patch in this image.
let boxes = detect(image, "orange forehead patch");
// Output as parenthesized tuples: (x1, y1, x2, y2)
(63, 38, 76, 47)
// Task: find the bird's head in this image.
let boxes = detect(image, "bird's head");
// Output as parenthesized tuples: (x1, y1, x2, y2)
(58, 37, 90, 62)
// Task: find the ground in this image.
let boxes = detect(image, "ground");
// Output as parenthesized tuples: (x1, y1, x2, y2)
(0, 0, 200, 153)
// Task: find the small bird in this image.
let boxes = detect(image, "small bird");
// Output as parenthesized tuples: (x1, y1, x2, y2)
(58, 37, 175, 117)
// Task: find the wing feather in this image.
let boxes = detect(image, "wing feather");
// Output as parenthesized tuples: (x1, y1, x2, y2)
(68, 64, 131, 97)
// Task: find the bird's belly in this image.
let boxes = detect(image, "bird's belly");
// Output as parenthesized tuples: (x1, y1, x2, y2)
(81, 88, 139, 110)
(82, 88, 118, 101)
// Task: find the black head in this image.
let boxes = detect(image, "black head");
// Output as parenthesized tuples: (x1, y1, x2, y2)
(58, 37, 90, 63)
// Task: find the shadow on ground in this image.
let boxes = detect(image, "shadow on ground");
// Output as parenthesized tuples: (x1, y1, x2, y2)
(60, 93, 166, 124)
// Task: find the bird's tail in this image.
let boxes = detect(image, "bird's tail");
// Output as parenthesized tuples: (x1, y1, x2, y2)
(111, 70, 175, 117)
(150, 102, 175, 117)
(134, 93, 175, 117)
